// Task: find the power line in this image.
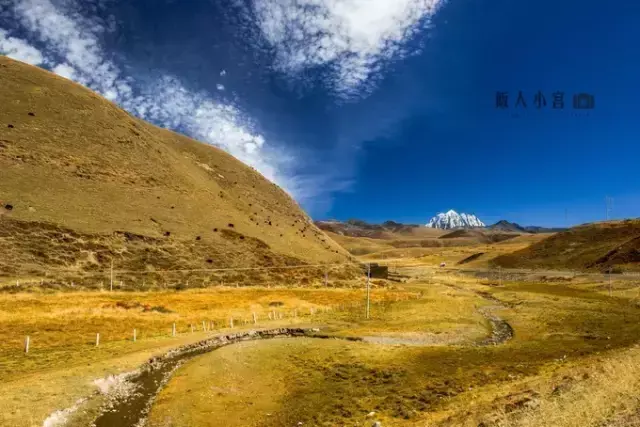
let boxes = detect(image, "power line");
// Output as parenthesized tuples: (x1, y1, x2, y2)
(34, 262, 361, 275)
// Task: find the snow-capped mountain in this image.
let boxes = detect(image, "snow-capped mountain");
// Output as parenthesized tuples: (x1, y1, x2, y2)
(426, 210, 486, 229)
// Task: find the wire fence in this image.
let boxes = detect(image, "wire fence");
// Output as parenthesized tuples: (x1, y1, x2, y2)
(12, 291, 422, 356)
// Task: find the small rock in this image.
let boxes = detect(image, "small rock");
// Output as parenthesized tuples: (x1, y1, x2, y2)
(372, 422, 382, 427)
(367, 412, 376, 418)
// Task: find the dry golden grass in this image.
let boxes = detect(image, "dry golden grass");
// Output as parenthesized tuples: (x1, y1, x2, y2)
(0, 285, 415, 427)
(0, 55, 352, 285)
(146, 271, 640, 427)
(492, 346, 640, 427)
(361, 238, 543, 268)
(493, 220, 640, 272)
(147, 279, 492, 427)
(0, 285, 416, 378)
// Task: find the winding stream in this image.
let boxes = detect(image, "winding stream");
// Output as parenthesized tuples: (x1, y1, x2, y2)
(82, 305, 513, 427)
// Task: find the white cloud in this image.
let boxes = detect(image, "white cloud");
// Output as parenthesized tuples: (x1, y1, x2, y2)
(3, 0, 305, 201)
(251, 0, 445, 98)
(12, 0, 133, 102)
(216, 83, 225, 91)
(52, 62, 75, 79)
(0, 28, 44, 65)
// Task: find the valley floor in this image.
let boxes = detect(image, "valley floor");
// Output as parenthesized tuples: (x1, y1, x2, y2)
(1, 266, 639, 427)
(146, 270, 640, 427)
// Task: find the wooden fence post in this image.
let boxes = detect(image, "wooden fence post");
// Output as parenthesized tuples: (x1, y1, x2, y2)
(229, 318, 234, 328)
(172, 323, 176, 337)
(202, 320, 206, 331)
(24, 336, 30, 354)
(133, 329, 137, 342)
(252, 312, 257, 324)
(95, 333, 100, 347)
(191, 324, 194, 333)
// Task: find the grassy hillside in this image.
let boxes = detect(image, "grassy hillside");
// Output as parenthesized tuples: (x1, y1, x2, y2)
(492, 219, 640, 272)
(0, 56, 354, 287)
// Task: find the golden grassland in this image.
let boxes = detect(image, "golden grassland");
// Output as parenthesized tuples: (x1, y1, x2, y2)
(1, 233, 639, 427)
(359, 235, 548, 268)
(0, 284, 415, 427)
(147, 270, 640, 427)
(493, 220, 640, 272)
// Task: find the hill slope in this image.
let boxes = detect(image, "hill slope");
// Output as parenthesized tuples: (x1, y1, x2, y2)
(0, 56, 353, 287)
(488, 220, 529, 233)
(492, 219, 640, 272)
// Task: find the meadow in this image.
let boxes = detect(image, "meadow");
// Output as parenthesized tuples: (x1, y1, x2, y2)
(146, 270, 640, 427)
(1, 259, 639, 426)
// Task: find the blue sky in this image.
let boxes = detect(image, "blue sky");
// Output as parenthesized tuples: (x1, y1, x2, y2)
(1, 0, 638, 227)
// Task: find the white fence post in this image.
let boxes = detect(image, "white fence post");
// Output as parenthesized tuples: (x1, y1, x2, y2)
(95, 333, 100, 347)
(252, 312, 257, 324)
(229, 318, 234, 328)
(24, 336, 30, 354)
(133, 329, 137, 342)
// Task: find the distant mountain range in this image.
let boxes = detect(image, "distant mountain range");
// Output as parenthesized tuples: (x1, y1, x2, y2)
(317, 215, 567, 237)
(314, 219, 422, 238)
(426, 210, 485, 229)
(488, 220, 568, 234)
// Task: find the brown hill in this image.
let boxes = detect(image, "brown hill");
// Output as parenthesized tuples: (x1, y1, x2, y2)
(492, 219, 640, 272)
(439, 229, 520, 243)
(0, 56, 354, 288)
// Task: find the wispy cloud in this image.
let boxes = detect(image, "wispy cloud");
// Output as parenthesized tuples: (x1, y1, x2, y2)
(0, 28, 44, 64)
(250, 0, 446, 99)
(1, 0, 448, 214)
(0, 0, 303, 201)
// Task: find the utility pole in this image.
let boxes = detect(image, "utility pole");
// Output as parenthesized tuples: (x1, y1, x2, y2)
(366, 263, 371, 319)
(608, 267, 612, 297)
(110, 259, 114, 292)
(605, 196, 614, 221)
